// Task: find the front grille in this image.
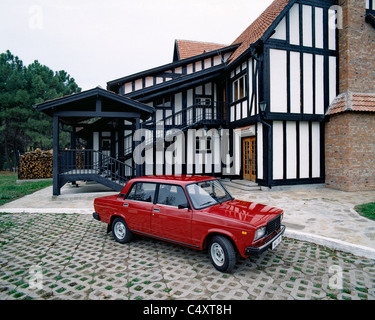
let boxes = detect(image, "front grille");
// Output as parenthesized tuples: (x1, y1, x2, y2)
(266, 215, 281, 235)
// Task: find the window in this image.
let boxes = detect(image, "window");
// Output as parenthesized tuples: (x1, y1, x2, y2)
(232, 75, 247, 102)
(195, 136, 212, 154)
(127, 182, 156, 203)
(195, 97, 212, 106)
(156, 96, 171, 108)
(157, 184, 189, 207)
(366, 0, 375, 10)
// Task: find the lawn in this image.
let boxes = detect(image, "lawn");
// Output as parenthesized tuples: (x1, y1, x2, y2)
(0, 171, 52, 206)
(354, 202, 375, 221)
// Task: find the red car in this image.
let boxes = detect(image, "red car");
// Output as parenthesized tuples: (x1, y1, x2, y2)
(93, 175, 285, 273)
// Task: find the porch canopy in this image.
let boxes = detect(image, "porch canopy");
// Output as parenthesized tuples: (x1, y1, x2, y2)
(35, 87, 154, 195)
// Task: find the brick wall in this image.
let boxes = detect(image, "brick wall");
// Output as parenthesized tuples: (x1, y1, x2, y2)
(325, 0, 375, 191)
(338, 0, 375, 94)
(325, 112, 375, 191)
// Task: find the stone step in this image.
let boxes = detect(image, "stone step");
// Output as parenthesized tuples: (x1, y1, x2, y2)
(222, 179, 261, 191)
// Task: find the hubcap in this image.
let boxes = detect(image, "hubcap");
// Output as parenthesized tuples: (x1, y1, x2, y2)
(211, 243, 225, 267)
(114, 221, 126, 239)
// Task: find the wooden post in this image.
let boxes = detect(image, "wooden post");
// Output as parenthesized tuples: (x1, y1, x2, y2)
(135, 117, 141, 177)
(53, 115, 60, 195)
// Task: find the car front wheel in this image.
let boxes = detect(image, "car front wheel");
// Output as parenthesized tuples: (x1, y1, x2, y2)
(209, 235, 236, 273)
(112, 217, 133, 244)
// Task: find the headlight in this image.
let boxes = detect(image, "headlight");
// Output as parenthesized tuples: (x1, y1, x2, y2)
(254, 226, 266, 241)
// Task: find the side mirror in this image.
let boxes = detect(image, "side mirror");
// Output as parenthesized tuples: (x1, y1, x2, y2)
(178, 204, 191, 210)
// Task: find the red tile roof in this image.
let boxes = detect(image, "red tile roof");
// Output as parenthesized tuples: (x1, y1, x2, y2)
(174, 0, 290, 63)
(326, 92, 375, 116)
(229, 0, 290, 63)
(175, 40, 229, 60)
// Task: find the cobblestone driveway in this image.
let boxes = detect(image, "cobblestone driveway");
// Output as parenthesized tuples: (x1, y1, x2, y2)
(0, 213, 374, 300)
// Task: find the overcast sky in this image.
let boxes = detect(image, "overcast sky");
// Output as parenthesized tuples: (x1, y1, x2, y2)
(0, 0, 274, 91)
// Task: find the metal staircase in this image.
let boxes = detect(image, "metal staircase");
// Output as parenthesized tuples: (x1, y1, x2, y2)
(120, 102, 225, 160)
(59, 102, 225, 191)
(142, 101, 224, 131)
(58, 149, 135, 191)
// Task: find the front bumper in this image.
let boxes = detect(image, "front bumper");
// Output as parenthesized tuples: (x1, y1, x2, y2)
(92, 212, 100, 221)
(245, 225, 286, 256)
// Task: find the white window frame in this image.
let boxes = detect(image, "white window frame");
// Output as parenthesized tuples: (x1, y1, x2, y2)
(232, 75, 247, 102)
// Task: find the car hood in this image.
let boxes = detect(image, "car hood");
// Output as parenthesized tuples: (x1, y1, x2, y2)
(202, 199, 283, 227)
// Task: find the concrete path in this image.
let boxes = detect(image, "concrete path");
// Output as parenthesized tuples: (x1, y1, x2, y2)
(225, 182, 375, 260)
(0, 181, 116, 215)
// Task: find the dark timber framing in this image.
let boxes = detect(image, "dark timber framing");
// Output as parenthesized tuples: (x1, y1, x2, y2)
(224, 0, 336, 187)
(36, 0, 341, 194)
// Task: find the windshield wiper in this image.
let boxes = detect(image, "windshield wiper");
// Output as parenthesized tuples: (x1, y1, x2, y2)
(199, 200, 217, 207)
(216, 195, 231, 204)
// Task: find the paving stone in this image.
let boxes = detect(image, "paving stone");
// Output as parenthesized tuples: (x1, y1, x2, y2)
(247, 283, 294, 300)
(164, 277, 208, 299)
(0, 212, 375, 300)
(128, 267, 164, 283)
(280, 279, 327, 300)
(211, 288, 249, 300)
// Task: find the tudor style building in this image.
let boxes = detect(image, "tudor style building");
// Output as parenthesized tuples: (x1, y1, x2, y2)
(36, 0, 375, 195)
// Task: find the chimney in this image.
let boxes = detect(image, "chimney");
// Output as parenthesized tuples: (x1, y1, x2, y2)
(337, 0, 375, 94)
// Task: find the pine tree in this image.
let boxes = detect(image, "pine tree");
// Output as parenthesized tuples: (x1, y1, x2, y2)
(0, 50, 81, 170)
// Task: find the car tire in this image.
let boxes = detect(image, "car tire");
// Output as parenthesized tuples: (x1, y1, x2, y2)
(209, 235, 236, 273)
(112, 217, 133, 244)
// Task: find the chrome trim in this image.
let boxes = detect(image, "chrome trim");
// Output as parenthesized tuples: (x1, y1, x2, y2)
(245, 225, 286, 256)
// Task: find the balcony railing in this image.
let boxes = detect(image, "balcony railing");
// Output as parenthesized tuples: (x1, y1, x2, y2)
(142, 101, 224, 131)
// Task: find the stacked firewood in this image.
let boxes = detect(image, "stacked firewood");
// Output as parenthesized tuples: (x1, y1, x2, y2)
(19, 149, 53, 179)
(76, 150, 84, 170)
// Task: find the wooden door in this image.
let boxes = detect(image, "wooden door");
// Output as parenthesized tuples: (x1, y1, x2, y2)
(242, 137, 256, 181)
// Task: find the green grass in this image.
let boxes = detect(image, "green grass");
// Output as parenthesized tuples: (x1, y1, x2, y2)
(354, 202, 375, 221)
(0, 171, 52, 206)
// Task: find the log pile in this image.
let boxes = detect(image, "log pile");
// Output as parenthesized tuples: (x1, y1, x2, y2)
(76, 151, 84, 170)
(19, 149, 53, 180)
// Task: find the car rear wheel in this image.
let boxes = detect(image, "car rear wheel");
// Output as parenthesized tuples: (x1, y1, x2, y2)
(209, 235, 236, 273)
(112, 217, 133, 244)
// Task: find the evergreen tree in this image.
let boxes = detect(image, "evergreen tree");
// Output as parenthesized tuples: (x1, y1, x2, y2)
(0, 50, 81, 170)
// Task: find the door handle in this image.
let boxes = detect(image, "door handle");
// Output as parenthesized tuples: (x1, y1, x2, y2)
(123, 203, 129, 207)
(153, 208, 160, 212)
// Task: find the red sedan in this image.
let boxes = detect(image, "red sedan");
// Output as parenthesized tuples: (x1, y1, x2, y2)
(93, 175, 285, 273)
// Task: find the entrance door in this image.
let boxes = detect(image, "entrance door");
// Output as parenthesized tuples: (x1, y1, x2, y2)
(242, 137, 256, 181)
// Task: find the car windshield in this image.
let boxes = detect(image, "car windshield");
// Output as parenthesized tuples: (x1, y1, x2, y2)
(186, 179, 233, 209)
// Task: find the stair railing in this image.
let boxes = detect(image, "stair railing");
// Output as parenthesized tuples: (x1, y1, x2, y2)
(59, 149, 135, 186)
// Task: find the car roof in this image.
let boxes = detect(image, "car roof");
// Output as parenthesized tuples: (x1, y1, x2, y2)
(129, 175, 218, 185)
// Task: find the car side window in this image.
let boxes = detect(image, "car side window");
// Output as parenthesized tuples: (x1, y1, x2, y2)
(126, 182, 156, 203)
(157, 184, 188, 208)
